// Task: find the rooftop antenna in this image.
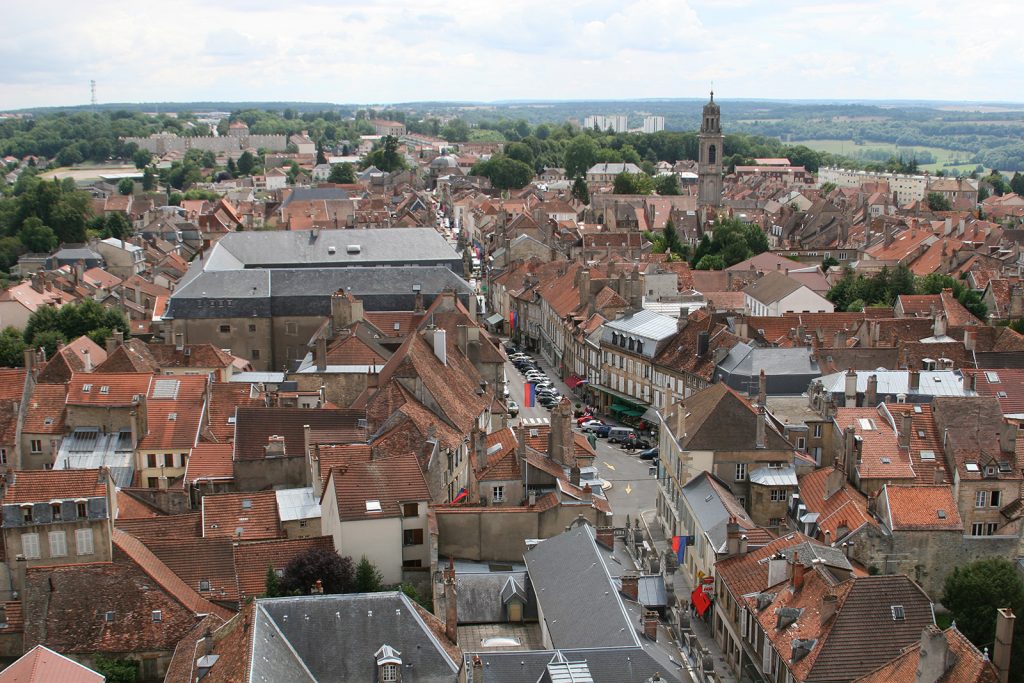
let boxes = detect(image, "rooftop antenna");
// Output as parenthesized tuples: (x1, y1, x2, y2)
(90, 80, 97, 111)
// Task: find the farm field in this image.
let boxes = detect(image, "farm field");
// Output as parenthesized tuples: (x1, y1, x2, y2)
(794, 139, 979, 173)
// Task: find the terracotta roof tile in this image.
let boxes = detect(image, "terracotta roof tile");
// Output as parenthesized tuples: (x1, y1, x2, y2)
(798, 467, 878, 541)
(329, 453, 430, 521)
(0, 644, 105, 681)
(201, 491, 282, 541)
(137, 375, 207, 451)
(477, 428, 519, 481)
(233, 408, 366, 461)
(207, 382, 263, 443)
(2, 469, 108, 504)
(21, 384, 67, 434)
(0, 369, 26, 400)
(115, 490, 163, 519)
(66, 372, 152, 406)
(231, 536, 334, 601)
(835, 406, 916, 480)
(139, 536, 239, 603)
(882, 485, 963, 530)
(185, 443, 234, 484)
(314, 444, 372, 483)
(115, 512, 202, 540)
(853, 626, 998, 683)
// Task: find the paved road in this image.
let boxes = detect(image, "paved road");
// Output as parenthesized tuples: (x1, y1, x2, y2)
(502, 346, 658, 526)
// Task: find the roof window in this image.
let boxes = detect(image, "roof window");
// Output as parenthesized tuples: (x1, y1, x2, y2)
(82, 384, 92, 393)
(99, 386, 110, 395)
(366, 500, 382, 512)
(891, 605, 905, 620)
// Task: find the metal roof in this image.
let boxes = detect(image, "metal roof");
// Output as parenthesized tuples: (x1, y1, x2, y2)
(603, 309, 678, 341)
(818, 370, 972, 397)
(274, 487, 321, 522)
(749, 465, 799, 487)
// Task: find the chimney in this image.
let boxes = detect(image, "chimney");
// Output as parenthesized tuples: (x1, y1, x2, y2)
(548, 399, 573, 466)
(1000, 422, 1018, 455)
(674, 403, 687, 442)
(916, 625, 952, 683)
(443, 557, 458, 645)
(570, 460, 581, 487)
(767, 553, 788, 586)
(620, 573, 639, 601)
(643, 610, 659, 641)
(933, 312, 947, 339)
(432, 328, 447, 365)
(726, 517, 741, 556)
(884, 223, 894, 247)
(30, 270, 43, 293)
(174, 332, 184, 352)
(964, 329, 975, 352)
(791, 551, 805, 590)
(865, 374, 877, 407)
(472, 655, 484, 679)
(825, 466, 845, 499)
(630, 266, 642, 310)
(596, 526, 615, 550)
(578, 269, 591, 312)
(105, 336, 117, 355)
(899, 412, 913, 448)
(758, 368, 767, 407)
(994, 608, 1016, 683)
(909, 369, 921, 391)
(834, 329, 847, 348)
(820, 593, 838, 624)
(581, 483, 593, 503)
(1010, 285, 1024, 319)
(844, 368, 858, 406)
(81, 348, 92, 372)
(13, 555, 26, 595)
(934, 464, 945, 485)
(842, 427, 856, 474)
(456, 325, 470, 357)
(472, 424, 487, 470)
(515, 424, 526, 464)
(315, 336, 327, 372)
(755, 406, 766, 448)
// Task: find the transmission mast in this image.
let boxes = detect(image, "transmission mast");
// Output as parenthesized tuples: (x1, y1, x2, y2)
(90, 80, 97, 110)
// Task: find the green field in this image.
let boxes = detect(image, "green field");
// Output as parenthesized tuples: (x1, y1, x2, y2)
(794, 139, 979, 173)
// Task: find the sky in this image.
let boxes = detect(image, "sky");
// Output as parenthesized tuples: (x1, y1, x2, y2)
(3, 0, 1023, 109)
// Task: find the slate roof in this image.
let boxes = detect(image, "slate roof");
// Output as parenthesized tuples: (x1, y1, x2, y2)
(681, 471, 759, 554)
(247, 593, 460, 682)
(464, 648, 685, 683)
(523, 524, 639, 649)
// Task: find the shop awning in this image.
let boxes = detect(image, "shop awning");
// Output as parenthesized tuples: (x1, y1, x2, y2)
(595, 385, 649, 409)
(485, 313, 504, 326)
(565, 375, 583, 389)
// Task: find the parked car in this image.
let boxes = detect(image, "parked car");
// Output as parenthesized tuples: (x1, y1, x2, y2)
(538, 395, 559, 408)
(504, 343, 518, 354)
(621, 434, 652, 451)
(607, 427, 637, 444)
(507, 400, 519, 417)
(576, 415, 596, 426)
(509, 353, 530, 361)
(579, 419, 604, 431)
(592, 425, 613, 438)
(525, 373, 547, 383)
(637, 447, 659, 460)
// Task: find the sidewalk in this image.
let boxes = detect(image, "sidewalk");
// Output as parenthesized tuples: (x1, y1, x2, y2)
(643, 509, 738, 683)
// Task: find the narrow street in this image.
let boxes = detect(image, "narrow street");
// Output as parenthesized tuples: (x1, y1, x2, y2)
(502, 346, 659, 526)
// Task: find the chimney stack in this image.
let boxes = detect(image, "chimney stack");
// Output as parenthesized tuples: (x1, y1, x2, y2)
(899, 412, 913, 448)
(755, 406, 766, 449)
(994, 608, 1015, 683)
(620, 573, 639, 601)
(758, 369, 767, 407)
(844, 368, 858, 406)
(548, 399, 573, 466)
(1000, 422, 1018, 456)
(909, 369, 921, 391)
(82, 348, 92, 372)
(726, 517, 741, 556)
(865, 374, 877, 407)
(820, 593, 838, 624)
(432, 328, 447, 366)
(174, 332, 185, 352)
(443, 557, 458, 645)
(315, 336, 327, 372)
(791, 551, 805, 590)
(643, 610, 659, 641)
(1010, 285, 1024, 319)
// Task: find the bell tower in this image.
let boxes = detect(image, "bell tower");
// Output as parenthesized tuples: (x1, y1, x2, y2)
(698, 91, 724, 207)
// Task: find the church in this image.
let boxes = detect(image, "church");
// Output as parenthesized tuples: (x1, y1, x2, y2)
(698, 91, 724, 208)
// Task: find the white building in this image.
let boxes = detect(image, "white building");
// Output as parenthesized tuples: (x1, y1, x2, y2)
(817, 167, 929, 205)
(743, 270, 834, 317)
(642, 116, 665, 134)
(583, 114, 629, 133)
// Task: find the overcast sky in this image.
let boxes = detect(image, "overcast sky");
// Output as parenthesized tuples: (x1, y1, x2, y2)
(3, 0, 1022, 109)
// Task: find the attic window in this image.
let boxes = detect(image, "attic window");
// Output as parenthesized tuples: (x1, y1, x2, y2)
(167, 413, 177, 421)
(199, 579, 211, 591)
(43, 418, 53, 426)
(920, 450, 935, 461)
(880, 457, 892, 464)
(227, 416, 236, 424)
(103, 611, 115, 623)
(82, 384, 92, 393)
(346, 245, 361, 254)
(152, 610, 163, 622)
(913, 405, 922, 414)
(858, 418, 875, 431)
(917, 430, 925, 438)
(366, 500, 382, 512)
(393, 322, 401, 331)
(891, 605, 905, 621)
(328, 246, 337, 254)
(241, 499, 253, 509)
(986, 371, 1001, 384)
(937, 510, 947, 519)
(966, 462, 980, 472)
(998, 391, 1008, 398)
(99, 386, 110, 395)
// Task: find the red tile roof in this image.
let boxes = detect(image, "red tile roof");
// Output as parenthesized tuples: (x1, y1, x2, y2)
(798, 467, 878, 541)
(477, 428, 519, 481)
(233, 408, 366, 461)
(201, 491, 282, 540)
(66, 372, 152, 406)
(964, 369, 1024, 416)
(116, 490, 163, 520)
(328, 453, 430, 521)
(137, 376, 207, 451)
(231, 536, 334, 600)
(21, 384, 67, 435)
(139, 536, 239, 603)
(207, 382, 263, 443)
(315, 444, 372, 482)
(115, 512, 202, 540)
(185, 443, 234, 484)
(835, 406, 915, 481)
(3, 469, 108, 504)
(0, 644, 104, 682)
(853, 626, 998, 683)
(882, 485, 963, 530)
(0, 369, 26, 399)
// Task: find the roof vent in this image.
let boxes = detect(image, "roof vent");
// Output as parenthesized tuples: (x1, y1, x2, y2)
(327, 246, 337, 254)
(346, 245, 361, 254)
(937, 510, 947, 519)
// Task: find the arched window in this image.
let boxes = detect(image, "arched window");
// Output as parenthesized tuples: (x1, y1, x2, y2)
(709, 144, 717, 165)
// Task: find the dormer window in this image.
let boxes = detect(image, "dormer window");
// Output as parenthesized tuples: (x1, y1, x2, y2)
(51, 503, 62, 521)
(21, 506, 32, 524)
(375, 644, 402, 682)
(82, 384, 92, 393)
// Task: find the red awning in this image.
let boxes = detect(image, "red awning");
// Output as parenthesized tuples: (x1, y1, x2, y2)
(565, 376, 581, 388)
(691, 587, 712, 617)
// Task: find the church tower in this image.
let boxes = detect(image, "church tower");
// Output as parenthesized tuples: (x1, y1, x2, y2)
(698, 91, 724, 207)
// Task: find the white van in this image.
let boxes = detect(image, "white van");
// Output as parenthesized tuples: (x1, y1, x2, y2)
(607, 427, 637, 444)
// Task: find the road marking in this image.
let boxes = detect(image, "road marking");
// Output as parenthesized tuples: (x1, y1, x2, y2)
(521, 417, 550, 426)
(603, 461, 616, 471)
(624, 483, 633, 495)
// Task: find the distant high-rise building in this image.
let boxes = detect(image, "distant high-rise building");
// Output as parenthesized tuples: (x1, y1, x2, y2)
(642, 116, 665, 134)
(698, 92, 724, 208)
(583, 114, 628, 133)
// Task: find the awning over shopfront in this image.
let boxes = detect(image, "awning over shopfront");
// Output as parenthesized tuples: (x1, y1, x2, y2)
(594, 384, 649, 410)
(565, 375, 589, 389)
(691, 587, 712, 617)
(485, 313, 504, 326)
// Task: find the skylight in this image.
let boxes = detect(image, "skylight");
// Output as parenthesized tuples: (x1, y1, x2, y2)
(920, 450, 935, 461)
(366, 500, 382, 512)
(986, 371, 1001, 384)
(891, 605, 905, 620)
(965, 463, 980, 472)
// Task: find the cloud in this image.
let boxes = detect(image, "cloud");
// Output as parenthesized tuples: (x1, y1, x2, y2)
(0, 0, 1022, 108)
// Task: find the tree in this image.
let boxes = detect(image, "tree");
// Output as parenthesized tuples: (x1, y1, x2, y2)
(93, 656, 138, 683)
(695, 254, 725, 270)
(117, 178, 134, 196)
(441, 119, 470, 142)
(237, 150, 256, 175)
(1011, 172, 1024, 197)
(654, 174, 681, 195)
(571, 176, 590, 205)
(820, 181, 838, 195)
(505, 142, 535, 169)
(0, 327, 26, 367)
(132, 149, 151, 170)
(25, 299, 128, 350)
(613, 172, 654, 195)
(354, 555, 384, 593)
(943, 558, 1024, 683)
(141, 167, 156, 191)
(102, 212, 132, 241)
(471, 155, 534, 190)
(264, 564, 283, 598)
(226, 157, 237, 177)
(362, 135, 407, 173)
(328, 163, 356, 184)
(927, 192, 951, 211)
(18, 217, 58, 253)
(316, 145, 328, 166)
(563, 136, 597, 179)
(281, 547, 355, 595)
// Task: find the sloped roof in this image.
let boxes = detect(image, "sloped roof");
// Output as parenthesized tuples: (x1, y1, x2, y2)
(201, 491, 282, 541)
(797, 467, 878, 541)
(0, 644, 104, 682)
(675, 383, 792, 451)
(852, 626, 998, 683)
(2, 469, 107, 504)
(232, 536, 334, 601)
(328, 453, 430, 521)
(882, 485, 963, 531)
